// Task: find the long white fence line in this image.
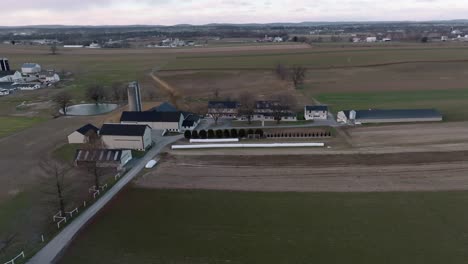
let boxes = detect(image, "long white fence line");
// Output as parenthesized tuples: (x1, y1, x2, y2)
(189, 138, 239, 143)
(3, 251, 25, 264)
(172, 142, 325, 150)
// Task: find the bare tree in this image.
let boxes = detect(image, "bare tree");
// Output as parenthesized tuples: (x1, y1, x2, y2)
(0, 234, 17, 257)
(290, 65, 307, 89)
(144, 89, 157, 101)
(110, 82, 126, 102)
(270, 93, 297, 124)
(39, 159, 72, 217)
(238, 91, 256, 124)
(86, 85, 106, 104)
(275, 63, 289, 80)
(208, 103, 225, 125)
(50, 43, 58, 55)
(53, 91, 73, 115)
(213, 88, 220, 99)
(83, 131, 106, 189)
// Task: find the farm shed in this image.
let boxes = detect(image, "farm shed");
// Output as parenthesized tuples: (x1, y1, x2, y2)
(68, 124, 100, 144)
(304, 105, 328, 120)
(74, 149, 132, 171)
(337, 109, 443, 124)
(100, 124, 152, 150)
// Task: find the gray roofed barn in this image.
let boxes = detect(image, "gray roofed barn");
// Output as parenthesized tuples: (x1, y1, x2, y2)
(149, 102, 178, 112)
(100, 124, 150, 136)
(120, 111, 182, 123)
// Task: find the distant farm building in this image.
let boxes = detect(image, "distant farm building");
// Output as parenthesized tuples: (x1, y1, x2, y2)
(99, 124, 152, 150)
(120, 111, 184, 132)
(21, 63, 41, 74)
(337, 109, 443, 124)
(74, 149, 132, 171)
(208, 101, 239, 118)
(304, 105, 328, 120)
(68, 124, 100, 144)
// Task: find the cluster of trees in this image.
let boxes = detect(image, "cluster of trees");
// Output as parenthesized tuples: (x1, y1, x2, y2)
(52, 82, 130, 115)
(275, 64, 307, 89)
(184, 128, 264, 140)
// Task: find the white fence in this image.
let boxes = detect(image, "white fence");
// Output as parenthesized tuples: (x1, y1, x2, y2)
(172, 142, 325, 150)
(3, 251, 24, 264)
(189, 138, 239, 143)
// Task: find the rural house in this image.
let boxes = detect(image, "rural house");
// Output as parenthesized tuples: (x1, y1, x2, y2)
(239, 100, 297, 122)
(68, 124, 100, 144)
(100, 124, 152, 150)
(208, 101, 239, 118)
(337, 109, 443, 124)
(304, 105, 328, 120)
(74, 149, 132, 171)
(120, 111, 184, 132)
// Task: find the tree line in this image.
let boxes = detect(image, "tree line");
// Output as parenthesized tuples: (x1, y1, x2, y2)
(184, 128, 264, 140)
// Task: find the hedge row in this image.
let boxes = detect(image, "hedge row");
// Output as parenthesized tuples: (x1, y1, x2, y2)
(184, 129, 264, 140)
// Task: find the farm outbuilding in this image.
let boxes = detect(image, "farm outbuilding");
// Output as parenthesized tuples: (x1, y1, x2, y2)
(68, 124, 99, 144)
(337, 109, 443, 124)
(100, 124, 152, 150)
(74, 149, 132, 171)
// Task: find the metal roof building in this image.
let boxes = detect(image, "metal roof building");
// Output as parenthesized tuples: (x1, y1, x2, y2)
(338, 109, 443, 124)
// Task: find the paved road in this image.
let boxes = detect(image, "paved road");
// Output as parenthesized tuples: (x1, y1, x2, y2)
(27, 134, 182, 264)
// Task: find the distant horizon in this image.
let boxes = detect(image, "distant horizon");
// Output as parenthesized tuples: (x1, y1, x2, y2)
(3, 19, 468, 28)
(2, 0, 468, 27)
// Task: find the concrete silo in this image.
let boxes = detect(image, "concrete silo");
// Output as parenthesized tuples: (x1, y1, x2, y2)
(0, 58, 10, 71)
(127, 81, 142, 112)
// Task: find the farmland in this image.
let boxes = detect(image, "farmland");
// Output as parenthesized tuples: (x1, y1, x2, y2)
(60, 188, 468, 264)
(0, 116, 46, 138)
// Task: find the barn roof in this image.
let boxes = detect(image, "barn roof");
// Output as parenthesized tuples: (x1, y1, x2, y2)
(208, 101, 239, 109)
(120, 111, 182, 123)
(305, 105, 328, 111)
(74, 149, 124, 162)
(149, 102, 178, 112)
(100, 124, 149, 136)
(345, 109, 442, 120)
(76, 124, 99, 135)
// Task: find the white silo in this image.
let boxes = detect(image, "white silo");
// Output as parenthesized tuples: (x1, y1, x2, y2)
(127, 81, 142, 112)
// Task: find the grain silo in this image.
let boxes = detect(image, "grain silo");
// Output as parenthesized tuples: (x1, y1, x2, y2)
(127, 81, 142, 112)
(0, 58, 10, 71)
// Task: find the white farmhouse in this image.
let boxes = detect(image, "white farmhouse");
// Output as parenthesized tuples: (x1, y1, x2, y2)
(21, 63, 41, 74)
(304, 105, 328, 120)
(366, 37, 377, 43)
(100, 124, 152, 150)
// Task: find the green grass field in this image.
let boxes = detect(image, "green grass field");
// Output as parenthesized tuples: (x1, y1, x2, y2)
(316, 89, 468, 122)
(164, 47, 468, 70)
(0, 116, 47, 138)
(60, 188, 468, 264)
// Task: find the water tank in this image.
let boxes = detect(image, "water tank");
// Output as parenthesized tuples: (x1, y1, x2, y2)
(127, 81, 142, 112)
(0, 58, 10, 71)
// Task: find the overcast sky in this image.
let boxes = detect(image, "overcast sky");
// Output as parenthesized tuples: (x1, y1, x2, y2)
(2, 0, 467, 26)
